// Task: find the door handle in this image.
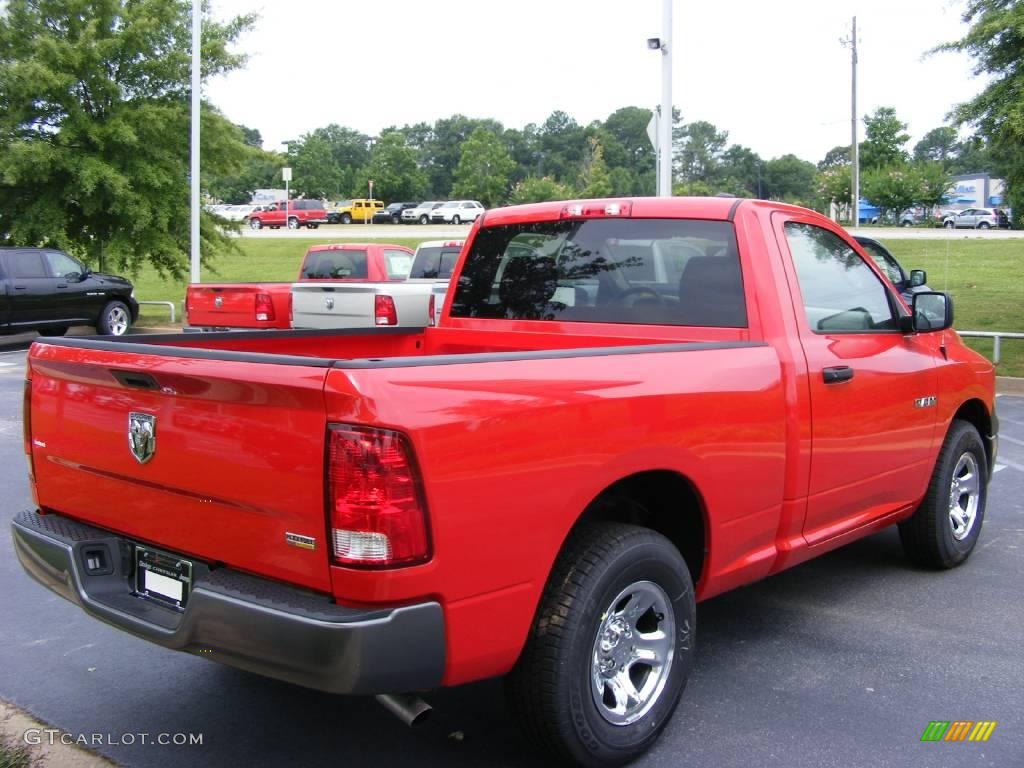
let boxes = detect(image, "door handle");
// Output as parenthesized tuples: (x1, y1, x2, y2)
(822, 366, 854, 384)
(56, 283, 68, 288)
(13, 285, 27, 290)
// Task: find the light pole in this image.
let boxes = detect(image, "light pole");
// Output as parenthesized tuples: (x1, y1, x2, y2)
(841, 17, 859, 226)
(647, 0, 673, 197)
(281, 140, 294, 230)
(189, 0, 201, 282)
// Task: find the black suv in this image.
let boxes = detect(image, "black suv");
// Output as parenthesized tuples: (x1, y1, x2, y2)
(0, 248, 139, 336)
(372, 202, 418, 224)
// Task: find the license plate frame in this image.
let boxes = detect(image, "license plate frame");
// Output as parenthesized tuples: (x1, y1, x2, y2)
(134, 545, 193, 611)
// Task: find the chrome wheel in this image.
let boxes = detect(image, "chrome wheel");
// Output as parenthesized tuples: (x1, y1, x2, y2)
(948, 452, 980, 541)
(106, 305, 129, 335)
(590, 580, 675, 726)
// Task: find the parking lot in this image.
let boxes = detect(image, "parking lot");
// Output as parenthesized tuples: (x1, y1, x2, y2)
(0, 342, 1021, 767)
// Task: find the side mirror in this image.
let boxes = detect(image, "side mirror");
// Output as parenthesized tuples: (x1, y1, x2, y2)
(912, 291, 954, 332)
(909, 269, 927, 287)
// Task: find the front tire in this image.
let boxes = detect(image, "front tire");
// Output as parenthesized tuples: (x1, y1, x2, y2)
(506, 523, 694, 768)
(944, 220, 955, 229)
(341, 213, 352, 225)
(898, 419, 988, 569)
(419, 214, 429, 224)
(97, 300, 131, 336)
(249, 218, 262, 230)
(452, 215, 462, 225)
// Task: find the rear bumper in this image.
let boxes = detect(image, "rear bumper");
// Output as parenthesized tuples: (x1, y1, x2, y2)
(11, 510, 445, 695)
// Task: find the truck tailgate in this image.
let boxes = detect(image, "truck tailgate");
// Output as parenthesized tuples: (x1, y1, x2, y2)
(27, 343, 333, 592)
(291, 283, 431, 329)
(186, 284, 288, 329)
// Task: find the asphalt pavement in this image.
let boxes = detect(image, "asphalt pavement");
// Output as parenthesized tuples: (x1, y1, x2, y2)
(0, 346, 1021, 768)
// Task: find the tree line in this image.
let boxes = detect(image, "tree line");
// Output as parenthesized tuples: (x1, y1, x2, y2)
(0, 0, 1018, 278)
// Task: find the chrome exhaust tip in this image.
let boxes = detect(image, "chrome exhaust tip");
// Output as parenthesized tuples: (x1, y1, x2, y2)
(375, 693, 432, 727)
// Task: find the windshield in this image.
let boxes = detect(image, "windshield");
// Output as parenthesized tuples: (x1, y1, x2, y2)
(450, 218, 745, 327)
(410, 246, 462, 279)
(301, 249, 369, 279)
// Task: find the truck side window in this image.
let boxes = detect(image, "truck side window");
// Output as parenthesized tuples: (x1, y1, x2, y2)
(10, 251, 48, 278)
(450, 219, 746, 327)
(44, 251, 84, 279)
(784, 223, 897, 333)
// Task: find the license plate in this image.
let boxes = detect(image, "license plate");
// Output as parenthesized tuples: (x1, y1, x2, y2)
(135, 546, 192, 610)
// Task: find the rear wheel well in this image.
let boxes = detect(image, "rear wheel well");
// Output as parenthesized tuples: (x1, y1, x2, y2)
(571, 470, 706, 587)
(952, 399, 994, 467)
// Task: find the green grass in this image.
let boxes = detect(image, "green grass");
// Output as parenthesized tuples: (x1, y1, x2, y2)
(0, 737, 33, 768)
(878, 238, 1024, 377)
(130, 235, 1024, 377)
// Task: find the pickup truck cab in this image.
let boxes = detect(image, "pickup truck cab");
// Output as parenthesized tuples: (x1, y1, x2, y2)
(290, 242, 454, 330)
(0, 247, 138, 336)
(13, 198, 996, 767)
(247, 199, 328, 230)
(185, 243, 413, 331)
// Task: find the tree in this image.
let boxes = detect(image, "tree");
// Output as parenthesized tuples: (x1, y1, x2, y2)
(537, 110, 586, 182)
(938, 0, 1024, 223)
(675, 120, 728, 184)
(719, 145, 763, 197)
(206, 142, 283, 203)
(579, 138, 613, 198)
(507, 176, 574, 205)
(913, 126, 959, 165)
(762, 154, 817, 205)
(0, 0, 255, 276)
(912, 162, 953, 210)
(861, 166, 918, 221)
(352, 132, 427, 202)
(427, 115, 504, 197)
(860, 107, 910, 170)
(452, 128, 515, 207)
(814, 165, 852, 213)
(291, 125, 371, 200)
(818, 145, 851, 170)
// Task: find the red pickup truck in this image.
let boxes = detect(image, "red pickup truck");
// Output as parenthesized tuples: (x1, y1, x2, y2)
(185, 243, 414, 330)
(13, 198, 997, 767)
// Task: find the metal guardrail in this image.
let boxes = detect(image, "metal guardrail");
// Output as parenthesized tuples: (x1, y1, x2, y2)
(959, 331, 1024, 365)
(137, 300, 176, 324)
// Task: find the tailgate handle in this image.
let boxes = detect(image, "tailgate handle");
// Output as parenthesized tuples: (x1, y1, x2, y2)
(822, 366, 854, 384)
(111, 370, 160, 390)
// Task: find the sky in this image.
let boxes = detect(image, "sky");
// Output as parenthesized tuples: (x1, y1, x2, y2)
(205, 0, 985, 164)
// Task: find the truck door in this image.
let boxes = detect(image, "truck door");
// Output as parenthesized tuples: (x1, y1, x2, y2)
(5, 250, 62, 327)
(42, 250, 95, 324)
(773, 214, 940, 545)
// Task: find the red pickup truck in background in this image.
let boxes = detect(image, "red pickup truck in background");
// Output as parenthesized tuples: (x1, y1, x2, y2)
(185, 243, 414, 330)
(13, 198, 997, 767)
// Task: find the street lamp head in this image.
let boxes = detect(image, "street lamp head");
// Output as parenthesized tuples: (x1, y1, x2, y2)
(647, 37, 662, 50)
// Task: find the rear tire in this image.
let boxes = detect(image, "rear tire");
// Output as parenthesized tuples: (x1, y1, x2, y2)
(506, 522, 694, 768)
(97, 300, 131, 336)
(977, 221, 990, 229)
(898, 419, 987, 569)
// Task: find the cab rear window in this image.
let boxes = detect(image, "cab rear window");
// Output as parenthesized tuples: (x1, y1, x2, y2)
(301, 250, 369, 279)
(410, 247, 461, 279)
(449, 219, 746, 327)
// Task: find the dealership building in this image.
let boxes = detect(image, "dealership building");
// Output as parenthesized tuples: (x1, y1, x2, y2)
(945, 173, 1006, 211)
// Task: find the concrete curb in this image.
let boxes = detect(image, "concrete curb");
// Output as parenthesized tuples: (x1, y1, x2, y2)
(0, 700, 115, 767)
(996, 376, 1024, 396)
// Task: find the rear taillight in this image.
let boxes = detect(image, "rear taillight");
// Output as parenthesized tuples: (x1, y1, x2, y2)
(327, 426, 430, 567)
(255, 293, 275, 322)
(427, 293, 436, 327)
(23, 378, 35, 486)
(375, 295, 398, 326)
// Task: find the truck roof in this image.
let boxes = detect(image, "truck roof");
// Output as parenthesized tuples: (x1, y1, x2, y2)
(480, 196, 803, 228)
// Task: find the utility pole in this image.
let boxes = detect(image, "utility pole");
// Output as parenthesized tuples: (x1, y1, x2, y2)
(189, 0, 201, 282)
(842, 16, 859, 227)
(659, 0, 673, 197)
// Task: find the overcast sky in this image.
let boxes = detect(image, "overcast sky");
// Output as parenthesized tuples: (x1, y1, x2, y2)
(205, 0, 984, 164)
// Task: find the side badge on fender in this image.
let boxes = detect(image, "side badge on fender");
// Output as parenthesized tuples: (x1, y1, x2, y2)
(128, 412, 156, 464)
(914, 396, 937, 409)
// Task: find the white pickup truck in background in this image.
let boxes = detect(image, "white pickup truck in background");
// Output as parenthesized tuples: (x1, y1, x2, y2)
(290, 240, 465, 330)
